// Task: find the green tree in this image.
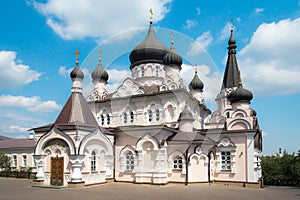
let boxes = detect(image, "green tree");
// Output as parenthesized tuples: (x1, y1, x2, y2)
(0, 152, 11, 171)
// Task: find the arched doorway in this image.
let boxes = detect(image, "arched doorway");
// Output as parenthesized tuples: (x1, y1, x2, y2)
(43, 139, 69, 186)
(51, 156, 64, 186)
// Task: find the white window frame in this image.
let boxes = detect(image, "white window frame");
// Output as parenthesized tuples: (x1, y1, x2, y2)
(125, 151, 135, 171)
(22, 154, 27, 167)
(173, 155, 183, 170)
(216, 147, 236, 173)
(12, 154, 17, 168)
(91, 151, 97, 172)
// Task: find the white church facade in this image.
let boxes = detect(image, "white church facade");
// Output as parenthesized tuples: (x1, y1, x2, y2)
(27, 19, 263, 188)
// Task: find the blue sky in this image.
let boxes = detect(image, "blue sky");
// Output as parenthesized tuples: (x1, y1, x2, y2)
(0, 0, 299, 155)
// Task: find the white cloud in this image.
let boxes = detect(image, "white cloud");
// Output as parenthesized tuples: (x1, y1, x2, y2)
(238, 18, 300, 96)
(196, 6, 201, 15)
(185, 19, 197, 29)
(0, 51, 42, 89)
(5, 125, 30, 133)
(31, 0, 172, 40)
(0, 95, 61, 112)
(58, 66, 71, 77)
(219, 22, 235, 41)
(254, 8, 264, 13)
(187, 31, 213, 56)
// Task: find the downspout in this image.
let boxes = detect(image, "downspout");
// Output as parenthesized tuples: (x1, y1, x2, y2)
(185, 143, 191, 185)
(208, 150, 212, 184)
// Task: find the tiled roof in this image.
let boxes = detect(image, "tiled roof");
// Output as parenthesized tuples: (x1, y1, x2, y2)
(55, 93, 98, 127)
(0, 136, 35, 150)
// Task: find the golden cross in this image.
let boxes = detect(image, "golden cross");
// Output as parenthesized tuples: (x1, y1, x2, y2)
(98, 49, 102, 62)
(171, 30, 174, 45)
(230, 18, 234, 31)
(149, 8, 153, 23)
(75, 49, 80, 62)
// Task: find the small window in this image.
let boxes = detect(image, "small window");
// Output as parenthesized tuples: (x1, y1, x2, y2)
(130, 111, 134, 123)
(101, 114, 105, 125)
(221, 151, 231, 171)
(91, 151, 96, 172)
(155, 66, 159, 77)
(125, 151, 134, 170)
(141, 66, 145, 77)
(123, 112, 128, 124)
(148, 110, 153, 122)
(156, 109, 160, 121)
(107, 114, 110, 125)
(173, 156, 183, 169)
(22, 155, 27, 167)
(12, 155, 17, 167)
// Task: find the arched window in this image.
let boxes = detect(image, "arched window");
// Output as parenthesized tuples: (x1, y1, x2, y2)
(156, 109, 160, 121)
(148, 110, 153, 122)
(100, 114, 104, 125)
(155, 66, 159, 77)
(221, 151, 231, 171)
(107, 114, 110, 125)
(125, 151, 134, 170)
(130, 111, 134, 123)
(123, 112, 128, 124)
(141, 66, 145, 77)
(173, 155, 183, 169)
(91, 151, 96, 172)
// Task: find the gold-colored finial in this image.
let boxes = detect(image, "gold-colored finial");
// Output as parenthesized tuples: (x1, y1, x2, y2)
(149, 8, 153, 24)
(75, 49, 80, 64)
(98, 49, 102, 63)
(171, 30, 174, 45)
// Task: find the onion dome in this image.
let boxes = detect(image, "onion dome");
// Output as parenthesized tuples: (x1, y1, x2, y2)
(178, 105, 194, 121)
(189, 69, 204, 91)
(163, 31, 182, 68)
(129, 23, 169, 69)
(91, 50, 109, 83)
(70, 50, 84, 80)
(227, 85, 253, 103)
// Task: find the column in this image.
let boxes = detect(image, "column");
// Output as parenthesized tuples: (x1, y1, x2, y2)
(69, 155, 85, 183)
(33, 155, 46, 180)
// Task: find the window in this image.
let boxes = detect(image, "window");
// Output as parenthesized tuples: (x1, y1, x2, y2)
(156, 109, 160, 121)
(123, 112, 128, 123)
(155, 66, 159, 77)
(141, 66, 145, 77)
(91, 151, 96, 172)
(107, 114, 110, 125)
(32, 154, 36, 167)
(130, 111, 134, 123)
(148, 110, 153, 122)
(173, 156, 183, 169)
(22, 155, 27, 167)
(125, 151, 134, 170)
(221, 151, 231, 171)
(101, 114, 105, 125)
(12, 155, 17, 167)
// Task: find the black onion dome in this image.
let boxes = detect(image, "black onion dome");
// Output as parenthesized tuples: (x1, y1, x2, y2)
(70, 65, 84, 80)
(178, 106, 194, 121)
(129, 24, 169, 69)
(163, 42, 182, 68)
(91, 61, 109, 82)
(189, 71, 204, 91)
(227, 86, 253, 103)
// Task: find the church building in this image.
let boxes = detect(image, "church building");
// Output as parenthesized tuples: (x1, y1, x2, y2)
(29, 17, 263, 188)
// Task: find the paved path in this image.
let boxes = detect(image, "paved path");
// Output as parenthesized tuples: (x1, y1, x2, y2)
(0, 178, 299, 200)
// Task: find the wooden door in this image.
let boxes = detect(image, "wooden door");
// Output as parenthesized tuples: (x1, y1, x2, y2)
(50, 156, 64, 186)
